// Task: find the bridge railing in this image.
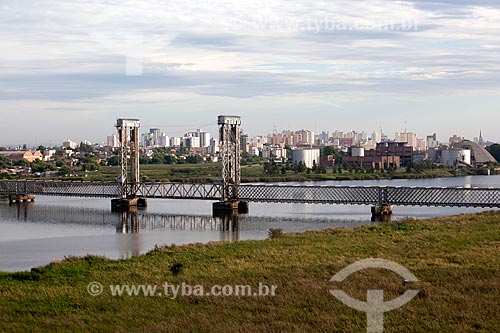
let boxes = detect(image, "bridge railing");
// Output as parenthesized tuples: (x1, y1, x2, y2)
(236, 184, 500, 208)
(385, 186, 500, 208)
(0, 180, 223, 200)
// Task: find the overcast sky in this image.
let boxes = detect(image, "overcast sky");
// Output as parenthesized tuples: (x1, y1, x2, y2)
(1, 0, 499, 146)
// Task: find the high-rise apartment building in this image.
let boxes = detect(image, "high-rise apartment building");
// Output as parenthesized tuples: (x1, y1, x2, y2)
(106, 134, 119, 148)
(426, 133, 439, 149)
(395, 131, 417, 148)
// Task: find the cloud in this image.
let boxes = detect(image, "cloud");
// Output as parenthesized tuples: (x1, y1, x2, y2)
(0, 0, 499, 143)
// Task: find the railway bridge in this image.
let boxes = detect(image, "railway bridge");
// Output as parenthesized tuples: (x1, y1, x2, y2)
(2, 116, 500, 217)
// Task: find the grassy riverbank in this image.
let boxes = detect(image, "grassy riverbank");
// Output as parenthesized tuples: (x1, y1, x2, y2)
(65, 164, 475, 183)
(1, 212, 499, 332)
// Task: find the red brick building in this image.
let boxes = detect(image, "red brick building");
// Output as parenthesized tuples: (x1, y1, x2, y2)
(344, 142, 412, 169)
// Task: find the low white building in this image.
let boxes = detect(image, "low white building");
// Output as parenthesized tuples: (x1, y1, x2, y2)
(43, 149, 57, 161)
(262, 145, 287, 160)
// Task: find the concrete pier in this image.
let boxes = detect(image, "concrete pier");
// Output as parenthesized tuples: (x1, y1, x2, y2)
(237, 201, 249, 214)
(371, 214, 393, 223)
(213, 201, 249, 214)
(111, 198, 147, 211)
(371, 204, 393, 217)
(9, 194, 35, 203)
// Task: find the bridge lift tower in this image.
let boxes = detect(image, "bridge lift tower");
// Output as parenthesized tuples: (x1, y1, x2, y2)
(111, 118, 147, 210)
(213, 115, 248, 213)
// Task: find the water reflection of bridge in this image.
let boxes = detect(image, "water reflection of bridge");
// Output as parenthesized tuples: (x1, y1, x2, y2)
(0, 203, 240, 240)
(116, 209, 240, 241)
(1, 202, 377, 242)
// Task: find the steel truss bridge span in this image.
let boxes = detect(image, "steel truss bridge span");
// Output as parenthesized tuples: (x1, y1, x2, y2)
(1, 180, 500, 208)
(0, 180, 120, 198)
(0, 180, 222, 200)
(236, 184, 500, 208)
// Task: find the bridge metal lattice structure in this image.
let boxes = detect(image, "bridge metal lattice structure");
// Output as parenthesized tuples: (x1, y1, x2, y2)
(0, 180, 120, 198)
(2, 180, 500, 208)
(0, 180, 222, 200)
(218, 115, 241, 201)
(136, 182, 223, 199)
(116, 118, 141, 199)
(236, 184, 500, 208)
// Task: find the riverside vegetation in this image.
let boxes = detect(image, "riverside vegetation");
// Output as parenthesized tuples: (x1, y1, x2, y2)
(20, 163, 479, 183)
(2, 145, 488, 183)
(0, 211, 499, 332)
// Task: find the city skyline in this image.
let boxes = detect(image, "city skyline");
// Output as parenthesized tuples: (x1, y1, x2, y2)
(1, 122, 492, 150)
(1, 1, 500, 144)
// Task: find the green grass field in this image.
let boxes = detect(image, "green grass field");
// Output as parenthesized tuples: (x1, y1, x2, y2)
(1, 212, 499, 332)
(81, 163, 466, 183)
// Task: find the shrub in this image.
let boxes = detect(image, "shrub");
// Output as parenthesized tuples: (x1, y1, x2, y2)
(170, 262, 183, 275)
(268, 228, 284, 239)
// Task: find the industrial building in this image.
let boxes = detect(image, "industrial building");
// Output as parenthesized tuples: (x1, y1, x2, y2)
(428, 147, 472, 167)
(344, 142, 413, 169)
(440, 149, 471, 167)
(292, 148, 320, 169)
(344, 152, 401, 170)
(452, 140, 497, 166)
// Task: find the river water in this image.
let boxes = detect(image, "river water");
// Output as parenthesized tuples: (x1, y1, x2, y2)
(1, 175, 499, 272)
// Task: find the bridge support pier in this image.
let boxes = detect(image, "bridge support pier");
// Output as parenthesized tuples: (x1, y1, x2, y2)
(371, 204, 393, 219)
(213, 201, 249, 214)
(111, 198, 147, 212)
(9, 194, 35, 203)
(237, 201, 249, 214)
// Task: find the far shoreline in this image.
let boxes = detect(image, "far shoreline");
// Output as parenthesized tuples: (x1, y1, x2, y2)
(3, 163, 498, 184)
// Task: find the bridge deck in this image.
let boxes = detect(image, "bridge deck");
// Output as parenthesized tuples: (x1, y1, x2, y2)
(1, 180, 500, 208)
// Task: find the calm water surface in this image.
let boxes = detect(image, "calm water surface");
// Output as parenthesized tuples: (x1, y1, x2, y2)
(1, 175, 499, 272)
